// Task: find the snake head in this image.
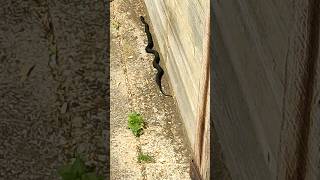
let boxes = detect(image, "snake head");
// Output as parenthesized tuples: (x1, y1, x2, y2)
(140, 16, 145, 21)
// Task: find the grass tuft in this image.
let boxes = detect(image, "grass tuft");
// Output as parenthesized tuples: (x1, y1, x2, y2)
(137, 152, 154, 163)
(128, 112, 144, 137)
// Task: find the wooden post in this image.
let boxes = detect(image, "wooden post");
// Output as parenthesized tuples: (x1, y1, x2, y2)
(191, 4, 211, 180)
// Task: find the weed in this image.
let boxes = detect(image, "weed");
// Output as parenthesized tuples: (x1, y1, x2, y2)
(137, 152, 154, 163)
(58, 154, 104, 180)
(128, 112, 144, 137)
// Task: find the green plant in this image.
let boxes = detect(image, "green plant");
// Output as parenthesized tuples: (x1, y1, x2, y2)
(58, 154, 104, 180)
(128, 112, 144, 137)
(137, 152, 154, 163)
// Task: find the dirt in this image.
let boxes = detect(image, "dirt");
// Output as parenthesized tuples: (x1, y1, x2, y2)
(110, 0, 192, 179)
(0, 0, 108, 179)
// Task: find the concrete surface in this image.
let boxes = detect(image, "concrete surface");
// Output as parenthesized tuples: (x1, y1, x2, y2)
(0, 0, 108, 179)
(110, 0, 192, 179)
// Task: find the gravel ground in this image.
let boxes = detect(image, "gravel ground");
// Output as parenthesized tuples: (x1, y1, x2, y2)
(0, 0, 108, 179)
(110, 0, 192, 179)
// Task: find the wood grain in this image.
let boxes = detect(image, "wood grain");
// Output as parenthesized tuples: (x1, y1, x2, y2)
(193, 5, 211, 179)
(214, 0, 320, 179)
(143, 0, 207, 148)
(278, 1, 320, 179)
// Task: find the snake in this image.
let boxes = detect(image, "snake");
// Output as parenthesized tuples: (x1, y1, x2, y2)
(140, 16, 172, 97)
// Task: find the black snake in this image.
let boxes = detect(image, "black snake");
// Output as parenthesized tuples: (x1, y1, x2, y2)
(140, 16, 172, 97)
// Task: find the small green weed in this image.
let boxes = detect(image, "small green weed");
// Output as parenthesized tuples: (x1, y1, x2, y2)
(137, 152, 154, 163)
(128, 112, 144, 137)
(58, 154, 104, 180)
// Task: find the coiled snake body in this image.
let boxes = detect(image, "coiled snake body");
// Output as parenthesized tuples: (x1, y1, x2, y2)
(140, 16, 172, 97)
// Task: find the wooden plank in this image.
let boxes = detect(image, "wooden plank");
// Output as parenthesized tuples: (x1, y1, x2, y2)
(277, 1, 320, 179)
(214, 25, 272, 179)
(143, 1, 197, 145)
(214, 0, 297, 179)
(305, 44, 320, 180)
(144, 0, 207, 147)
(193, 5, 210, 179)
(190, 160, 203, 180)
(215, 0, 320, 179)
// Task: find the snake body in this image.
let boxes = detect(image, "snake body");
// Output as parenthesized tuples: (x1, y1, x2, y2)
(140, 16, 172, 97)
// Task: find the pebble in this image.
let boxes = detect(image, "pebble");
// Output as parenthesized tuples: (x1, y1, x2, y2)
(60, 103, 68, 114)
(153, 107, 158, 113)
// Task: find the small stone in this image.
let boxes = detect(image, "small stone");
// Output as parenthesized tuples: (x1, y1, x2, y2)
(158, 157, 165, 163)
(153, 107, 158, 113)
(128, 56, 133, 59)
(60, 103, 68, 114)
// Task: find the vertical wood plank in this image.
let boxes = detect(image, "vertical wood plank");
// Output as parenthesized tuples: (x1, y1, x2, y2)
(277, 1, 320, 179)
(143, 0, 207, 148)
(305, 43, 320, 180)
(214, 0, 296, 179)
(193, 4, 210, 179)
(215, 0, 320, 179)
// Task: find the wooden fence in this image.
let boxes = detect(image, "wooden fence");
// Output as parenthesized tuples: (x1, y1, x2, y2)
(213, 0, 320, 179)
(143, 0, 210, 179)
